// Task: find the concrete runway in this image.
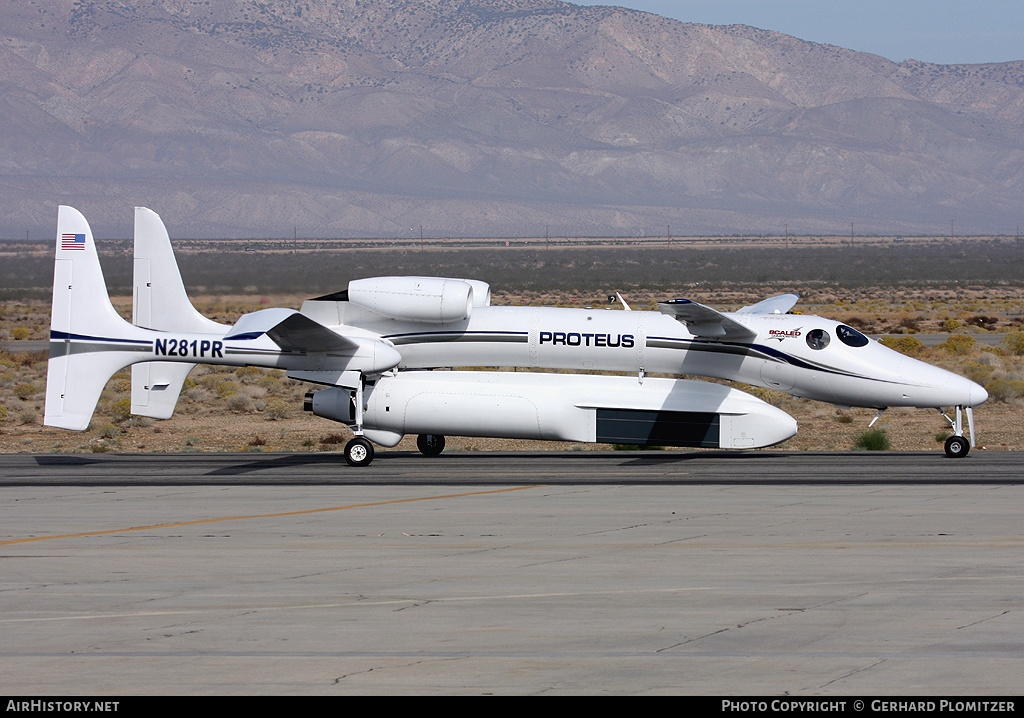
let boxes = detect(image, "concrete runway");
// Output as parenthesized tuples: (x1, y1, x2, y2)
(2, 450, 1023, 695)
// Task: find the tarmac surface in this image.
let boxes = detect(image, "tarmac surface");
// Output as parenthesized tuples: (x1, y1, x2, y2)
(2, 450, 1023, 696)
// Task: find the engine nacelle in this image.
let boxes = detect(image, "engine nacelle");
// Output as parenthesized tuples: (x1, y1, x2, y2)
(347, 277, 485, 323)
(304, 386, 353, 423)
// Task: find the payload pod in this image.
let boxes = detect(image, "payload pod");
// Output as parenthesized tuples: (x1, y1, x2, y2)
(305, 371, 797, 450)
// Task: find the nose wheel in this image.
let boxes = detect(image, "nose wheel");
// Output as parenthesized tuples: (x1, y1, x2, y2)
(943, 434, 970, 458)
(940, 405, 976, 458)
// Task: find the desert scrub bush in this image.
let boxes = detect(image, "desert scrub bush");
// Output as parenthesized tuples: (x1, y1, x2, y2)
(95, 424, 119, 439)
(215, 381, 239, 397)
(852, 428, 891, 451)
(967, 315, 998, 330)
(108, 396, 132, 423)
(937, 334, 976, 355)
(110, 373, 131, 393)
(14, 383, 40, 400)
(1, 351, 35, 368)
(235, 365, 262, 382)
(734, 384, 788, 406)
(941, 318, 962, 332)
(879, 336, 923, 356)
(1001, 329, 1024, 356)
(984, 379, 1024, 403)
(226, 393, 255, 412)
(10, 327, 30, 340)
(257, 375, 283, 393)
(262, 398, 290, 420)
(183, 386, 209, 403)
(962, 361, 995, 386)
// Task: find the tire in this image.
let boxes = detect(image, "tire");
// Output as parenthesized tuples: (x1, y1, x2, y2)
(417, 434, 446, 456)
(944, 435, 970, 458)
(344, 437, 375, 467)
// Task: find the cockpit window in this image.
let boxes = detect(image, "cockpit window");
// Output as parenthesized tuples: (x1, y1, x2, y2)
(806, 328, 830, 350)
(836, 324, 869, 348)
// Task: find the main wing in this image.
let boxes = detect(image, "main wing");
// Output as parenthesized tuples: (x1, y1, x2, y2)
(657, 299, 757, 341)
(658, 294, 800, 340)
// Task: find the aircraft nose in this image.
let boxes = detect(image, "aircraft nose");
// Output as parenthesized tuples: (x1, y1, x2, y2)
(968, 379, 988, 407)
(896, 356, 987, 408)
(941, 370, 988, 407)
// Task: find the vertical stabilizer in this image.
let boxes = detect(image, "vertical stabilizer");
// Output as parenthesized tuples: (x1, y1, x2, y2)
(45, 206, 151, 430)
(132, 207, 226, 333)
(131, 207, 227, 419)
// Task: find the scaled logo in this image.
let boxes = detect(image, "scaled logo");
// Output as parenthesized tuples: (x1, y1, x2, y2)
(767, 328, 802, 341)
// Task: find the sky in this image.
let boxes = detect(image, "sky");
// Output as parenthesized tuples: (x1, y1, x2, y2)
(575, 1, 1024, 65)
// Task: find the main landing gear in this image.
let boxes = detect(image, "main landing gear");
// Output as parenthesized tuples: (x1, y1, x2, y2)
(343, 373, 375, 467)
(940, 405, 976, 458)
(345, 433, 446, 465)
(344, 436, 374, 467)
(338, 373, 450, 465)
(417, 433, 446, 456)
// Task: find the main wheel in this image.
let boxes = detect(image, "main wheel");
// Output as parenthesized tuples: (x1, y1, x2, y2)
(417, 433, 446, 456)
(344, 437, 375, 467)
(944, 435, 970, 458)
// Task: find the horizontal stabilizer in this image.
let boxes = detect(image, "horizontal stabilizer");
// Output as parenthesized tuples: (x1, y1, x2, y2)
(658, 299, 757, 341)
(227, 308, 402, 374)
(737, 293, 800, 315)
(131, 362, 195, 420)
(225, 308, 359, 352)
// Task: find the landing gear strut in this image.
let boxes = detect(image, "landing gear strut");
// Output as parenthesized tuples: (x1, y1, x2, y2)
(344, 372, 375, 467)
(940, 405, 976, 458)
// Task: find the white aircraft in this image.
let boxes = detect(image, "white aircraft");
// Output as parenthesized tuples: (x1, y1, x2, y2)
(44, 206, 987, 465)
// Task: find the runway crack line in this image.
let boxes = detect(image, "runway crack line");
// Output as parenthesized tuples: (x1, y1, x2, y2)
(0, 485, 545, 547)
(957, 610, 1011, 630)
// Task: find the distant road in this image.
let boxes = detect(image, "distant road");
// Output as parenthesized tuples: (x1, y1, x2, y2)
(0, 340, 47, 353)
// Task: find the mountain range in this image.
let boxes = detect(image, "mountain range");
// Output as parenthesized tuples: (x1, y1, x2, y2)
(1, 0, 1022, 238)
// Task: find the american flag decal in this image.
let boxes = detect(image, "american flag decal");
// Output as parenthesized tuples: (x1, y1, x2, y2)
(61, 233, 85, 250)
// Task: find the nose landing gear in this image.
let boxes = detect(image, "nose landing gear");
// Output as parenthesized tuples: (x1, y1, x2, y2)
(940, 406, 976, 458)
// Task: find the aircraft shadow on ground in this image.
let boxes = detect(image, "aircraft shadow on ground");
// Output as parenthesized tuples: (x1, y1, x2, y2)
(23, 450, 1024, 487)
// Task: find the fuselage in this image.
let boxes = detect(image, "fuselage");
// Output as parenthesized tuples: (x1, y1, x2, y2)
(61, 297, 984, 414)
(327, 305, 986, 410)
